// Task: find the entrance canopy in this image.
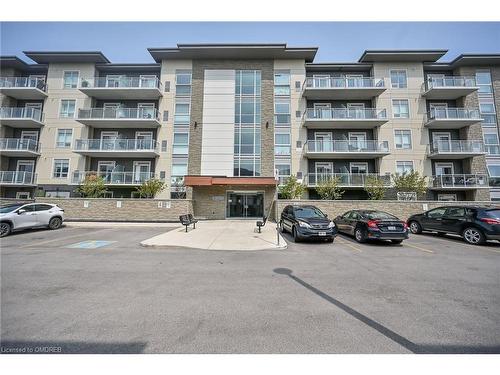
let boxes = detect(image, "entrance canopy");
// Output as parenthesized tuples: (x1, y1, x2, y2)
(184, 176, 277, 186)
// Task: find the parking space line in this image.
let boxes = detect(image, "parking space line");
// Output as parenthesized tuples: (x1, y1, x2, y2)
(19, 228, 113, 248)
(403, 243, 434, 254)
(336, 238, 362, 252)
(411, 235, 500, 254)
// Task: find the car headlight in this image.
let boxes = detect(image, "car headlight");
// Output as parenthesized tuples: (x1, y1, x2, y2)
(298, 221, 311, 228)
(328, 221, 336, 228)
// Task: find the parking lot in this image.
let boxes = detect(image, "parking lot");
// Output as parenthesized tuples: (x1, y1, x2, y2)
(1, 223, 499, 353)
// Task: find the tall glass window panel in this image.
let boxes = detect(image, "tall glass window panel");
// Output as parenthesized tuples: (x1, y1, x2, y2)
(396, 161, 414, 175)
(63, 71, 79, 89)
(392, 99, 410, 118)
(394, 130, 412, 149)
(56, 129, 73, 148)
(176, 72, 192, 96)
(275, 133, 291, 155)
(476, 71, 493, 94)
(174, 103, 190, 124)
(172, 133, 189, 154)
(390, 70, 407, 89)
(59, 100, 76, 118)
(274, 101, 291, 125)
(274, 72, 290, 96)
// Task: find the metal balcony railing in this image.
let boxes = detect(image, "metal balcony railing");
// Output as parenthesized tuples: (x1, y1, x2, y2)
(305, 140, 389, 153)
(306, 173, 391, 187)
(426, 108, 481, 121)
(304, 77, 385, 89)
(429, 140, 485, 154)
(425, 76, 477, 90)
(0, 171, 36, 185)
(0, 138, 39, 152)
(74, 139, 159, 152)
(80, 76, 161, 89)
(431, 174, 488, 188)
(77, 107, 159, 120)
(0, 76, 47, 91)
(72, 171, 157, 185)
(0, 107, 43, 122)
(304, 108, 387, 121)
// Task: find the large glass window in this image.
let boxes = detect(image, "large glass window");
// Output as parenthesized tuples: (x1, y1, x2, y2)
(476, 71, 493, 94)
(172, 133, 189, 155)
(59, 100, 76, 118)
(390, 70, 407, 89)
(274, 71, 290, 96)
(63, 71, 79, 89)
(396, 161, 414, 175)
(394, 130, 412, 149)
(174, 103, 190, 124)
(56, 129, 73, 148)
(392, 99, 410, 118)
(275, 133, 291, 156)
(53, 159, 69, 178)
(176, 71, 192, 96)
(274, 100, 291, 125)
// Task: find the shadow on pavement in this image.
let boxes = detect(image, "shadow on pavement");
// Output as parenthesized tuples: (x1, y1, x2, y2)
(0, 340, 147, 354)
(273, 267, 500, 354)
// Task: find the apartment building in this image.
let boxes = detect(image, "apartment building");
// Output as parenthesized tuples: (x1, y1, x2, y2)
(1, 45, 499, 218)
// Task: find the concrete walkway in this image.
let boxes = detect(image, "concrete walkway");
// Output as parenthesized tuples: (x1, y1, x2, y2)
(140, 220, 287, 251)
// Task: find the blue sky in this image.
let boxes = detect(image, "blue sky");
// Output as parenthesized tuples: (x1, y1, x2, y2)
(1, 22, 499, 64)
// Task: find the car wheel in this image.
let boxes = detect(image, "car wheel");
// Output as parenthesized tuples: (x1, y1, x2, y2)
(408, 221, 422, 234)
(354, 227, 367, 243)
(279, 220, 286, 233)
(292, 226, 300, 243)
(48, 217, 62, 230)
(391, 239, 403, 244)
(0, 222, 11, 238)
(462, 227, 485, 245)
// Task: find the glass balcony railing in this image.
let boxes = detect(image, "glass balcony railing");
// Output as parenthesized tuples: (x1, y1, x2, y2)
(305, 108, 387, 121)
(0, 76, 47, 91)
(426, 76, 476, 90)
(429, 140, 485, 154)
(431, 174, 488, 188)
(80, 76, 161, 89)
(0, 138, 39, 152)
(426, 108, 481, 121)
(486, 145, 500, 156)
(305, 77, 385, 89)
(72, 171, 157, 185)
(305, 140, 389, 153)
(74, 139, 158, 152)
(77, 108, 159, 120)
(0, 171, 36, 185)
(0, 107, 43, 122)
(306, 173, 391, 187)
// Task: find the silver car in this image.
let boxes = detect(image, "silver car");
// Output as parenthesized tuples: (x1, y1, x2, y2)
(0, 203, 65, 237)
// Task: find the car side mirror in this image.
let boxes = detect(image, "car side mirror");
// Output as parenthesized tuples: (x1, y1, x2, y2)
(17, 209, 26, 215)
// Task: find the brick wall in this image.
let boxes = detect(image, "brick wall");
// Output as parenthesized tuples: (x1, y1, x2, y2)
(276, 199, 497, 222)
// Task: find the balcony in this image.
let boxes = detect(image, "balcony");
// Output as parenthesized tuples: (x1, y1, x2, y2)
(71, 171, 158, 186)
(424, 108, 482, 129)
(428, 140, 486, 159)
(486, 145, 500, 157)
(79, 77, 162, 99)
(76, 108, 161, 128)
(305, 173, 391, 188)
(0, 171, 37, 186)
(73, 139, 159, 157)
(423, 76, 478, 99)
(0, 107, 44, 128)
(430, 174, 488, 190)
(0, 77, 47, 100)
(303, 108, 388, 129)
(304, 140, 390, 159)
(302, 77, 386, 100)
(0, 138, 40, 157)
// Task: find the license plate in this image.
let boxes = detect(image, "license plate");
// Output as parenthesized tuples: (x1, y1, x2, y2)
(318, 232, 326, 236)
(388, 226, 396, 231)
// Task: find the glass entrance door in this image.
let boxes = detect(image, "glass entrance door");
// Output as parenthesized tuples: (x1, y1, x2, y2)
(227, 192, 264, 218)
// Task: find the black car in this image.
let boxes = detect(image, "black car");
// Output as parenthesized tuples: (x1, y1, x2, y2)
(407, 206, 500, 245)
(280, 205, 337, 242)
(334, 210, 409, 244)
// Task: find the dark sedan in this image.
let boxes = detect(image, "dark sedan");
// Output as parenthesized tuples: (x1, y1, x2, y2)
(280, 205, 337, 242)
(334, 210, 409, 244)
(407, 206, 500, 245)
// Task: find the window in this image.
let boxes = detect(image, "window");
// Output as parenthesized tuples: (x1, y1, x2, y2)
(396, 161, 414, 175)
(390, 70, 407, 88)
(274, 100, 291, 125)
(484, 133, 499, 145)
(479, 100, 497, 127)
(63, 71, 79, 89)
(59, 100, 76, 118)
(274, 71, 290, 96)
(476, 71, 493, 94)
(174, 103, 190, 124)
(427, 207, 447, 218)
(176, 71, 192, 96)
(392, 99, 409, 118)
(487, 164, 500, 177)
(275, 133, 291, 155)
(56, 129, 73, 148)
(53, 159, 69, 178)
(173, 133, 189, 154)
(445, 207, 465, 217)
(394, 130, 412, 149)
(438, 194, 457, 202)
(35, 204, 54, 211)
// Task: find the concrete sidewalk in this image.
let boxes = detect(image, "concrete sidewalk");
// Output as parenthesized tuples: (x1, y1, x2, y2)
(140, 220, 287, 251)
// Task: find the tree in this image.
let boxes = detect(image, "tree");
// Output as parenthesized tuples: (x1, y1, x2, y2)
(278, 176, 306, 199)
(76, 174, 108, 198)
(391, 171, 427, 198)
(136, 178, 167, 198)
(316, 176, 345, 200)
(171, 177, 187, 199)
(364, 175, 386, 200)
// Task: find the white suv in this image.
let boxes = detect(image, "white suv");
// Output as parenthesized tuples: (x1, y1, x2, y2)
(0, 203, 65, 237)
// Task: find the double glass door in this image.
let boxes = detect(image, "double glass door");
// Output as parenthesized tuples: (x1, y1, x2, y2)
(227, 192, 264, 218)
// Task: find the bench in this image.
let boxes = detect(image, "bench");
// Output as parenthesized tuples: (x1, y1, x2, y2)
(179, 214, 198, 232)
(256, 216, 267, 233)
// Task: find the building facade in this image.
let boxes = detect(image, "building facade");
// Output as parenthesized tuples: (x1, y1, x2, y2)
(1, 45, 499, 218)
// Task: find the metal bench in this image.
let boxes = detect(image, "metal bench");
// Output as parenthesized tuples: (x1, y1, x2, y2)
(179, 214, 198, 232)
(256, 216, 267, 233)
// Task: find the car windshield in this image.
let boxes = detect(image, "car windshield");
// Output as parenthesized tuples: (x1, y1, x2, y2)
(0, 204, 24, 214)
(484, 209, 500, 219)
(294, 207, 325, 219)
(363, 211, 398, 220)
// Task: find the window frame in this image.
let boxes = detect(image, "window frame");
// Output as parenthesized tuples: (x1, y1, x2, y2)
(52, 158, 70, 179)
(59, 99, 76, 119)
(394, 129, 412, 150)
(390, 69, 408, 89)
(392, 99, 410, 119)
(62, 70, 80, 89)
(55, 128, 73, 148)
(395, 160, 414, 175)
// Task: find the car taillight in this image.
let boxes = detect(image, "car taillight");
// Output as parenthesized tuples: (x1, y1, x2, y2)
(367, 220, 379, 228)
(480, 217, 500, 225)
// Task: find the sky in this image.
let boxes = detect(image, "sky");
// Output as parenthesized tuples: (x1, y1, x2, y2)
(1, 22, 499, 64)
